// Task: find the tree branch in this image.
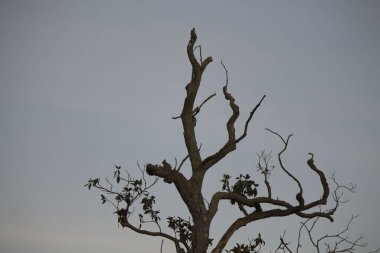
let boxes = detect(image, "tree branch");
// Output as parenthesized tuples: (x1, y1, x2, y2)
(208, 192, 293, 221)
(208, 140, 336, 252)
(187, 28, 200, 71)
(306, 153, 329, 205)
(201, 62, 265, 172)
(118, 218, 185, 253)
(211, 209, 301, 253)
(235, 94, 266, 143)
(172, 92, 216, 120)
(293, 215, 379, 253)
(193, 92, 216, 117)
(175, 154, 190, 172)
(266, 128, 304, 206)
(256, 150, 274, 198)
(180, 28, 213, 172)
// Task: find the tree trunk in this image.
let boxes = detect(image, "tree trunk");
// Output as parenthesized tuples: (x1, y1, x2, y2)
(191, 216, 211, 253)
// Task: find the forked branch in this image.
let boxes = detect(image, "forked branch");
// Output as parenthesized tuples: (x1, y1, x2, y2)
(266, 128, 304, 206)
(201, 61, 265, 172)
(256, 150, 274, 198)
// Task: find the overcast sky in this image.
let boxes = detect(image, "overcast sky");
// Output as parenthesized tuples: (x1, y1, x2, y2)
(0, 1, 379, 253)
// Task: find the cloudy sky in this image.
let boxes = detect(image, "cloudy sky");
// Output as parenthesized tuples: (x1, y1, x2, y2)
(0, 1, 379, 253)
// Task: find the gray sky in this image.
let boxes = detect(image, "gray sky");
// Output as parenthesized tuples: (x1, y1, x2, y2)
(0, 1, 379, 252)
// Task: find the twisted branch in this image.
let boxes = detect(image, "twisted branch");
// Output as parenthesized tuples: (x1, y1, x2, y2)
(201, 61, 265, 172)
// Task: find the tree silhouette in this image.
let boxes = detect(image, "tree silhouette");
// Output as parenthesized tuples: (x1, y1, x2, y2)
(85, 29, 377, 253)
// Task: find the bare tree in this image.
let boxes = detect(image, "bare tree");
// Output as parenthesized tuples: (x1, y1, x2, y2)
(85, 29, 376, 253)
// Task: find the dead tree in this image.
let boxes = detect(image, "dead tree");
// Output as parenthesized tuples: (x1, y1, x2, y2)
(85, 29, 375, 253)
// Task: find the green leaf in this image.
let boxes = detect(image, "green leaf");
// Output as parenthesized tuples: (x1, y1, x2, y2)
(100, 194, 106, 204)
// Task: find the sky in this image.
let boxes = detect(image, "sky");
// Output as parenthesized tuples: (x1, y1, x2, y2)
(0, 1, 379, 252)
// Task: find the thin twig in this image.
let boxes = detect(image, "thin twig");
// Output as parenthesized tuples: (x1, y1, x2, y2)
(160, 239, 164, 253)
(193, 92, 217, 117)
(194, 45, 203, 63)
(176, 154, 190, 172)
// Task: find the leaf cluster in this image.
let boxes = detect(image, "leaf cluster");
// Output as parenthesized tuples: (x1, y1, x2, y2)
(139, 194, 161, 225)
(85, 165, 161, 230)
(226, 234, 265, 253)
(84, 178, 100, 190)
(221, 174, 259, 204)
(167, 216, 193, 246)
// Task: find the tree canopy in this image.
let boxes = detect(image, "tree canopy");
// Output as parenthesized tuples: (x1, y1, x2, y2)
(85, 29, 378, 253)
